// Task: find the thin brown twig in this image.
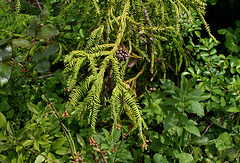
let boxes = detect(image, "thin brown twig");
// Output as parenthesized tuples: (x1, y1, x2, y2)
(202, 112, 238, 136)
(36, 0, 42, 11)
(140, 1, 153, 32)
(140, 0, 152, 28)
(38, 73, 55, 79)
(140, 0, 154, 79)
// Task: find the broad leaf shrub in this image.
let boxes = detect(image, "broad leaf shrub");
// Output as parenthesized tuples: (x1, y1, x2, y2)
(141, 75, 240, 162)
(142, 76, 204, 162)
(183, 26, 240, 162)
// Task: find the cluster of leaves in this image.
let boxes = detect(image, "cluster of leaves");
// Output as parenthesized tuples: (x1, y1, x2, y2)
(141, 75, 240, 162)
(1, 0, 240, 162)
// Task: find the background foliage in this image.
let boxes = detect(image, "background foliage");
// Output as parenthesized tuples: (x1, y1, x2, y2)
(0, 0, 240, 162)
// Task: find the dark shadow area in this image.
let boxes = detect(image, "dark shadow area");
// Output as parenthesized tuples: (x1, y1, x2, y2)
(205, 1, 240, 45)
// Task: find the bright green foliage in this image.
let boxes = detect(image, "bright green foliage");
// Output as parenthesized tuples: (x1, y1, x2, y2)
(0, 107, 69, 162)
(182, 22, 240, 162)
(187, 36, 240, 113)
(63, 0, 216, 144)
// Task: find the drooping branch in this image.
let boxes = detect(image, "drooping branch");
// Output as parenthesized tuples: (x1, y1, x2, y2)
(140, 0, 154, 60)
(140, 0, 153, 28)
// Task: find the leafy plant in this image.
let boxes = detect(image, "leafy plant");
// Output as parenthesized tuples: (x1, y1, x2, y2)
(63, 0, 217, 146)
(218, 20, 240, 56)
(184, 22, 240, 162)
(141, 76, 205, 162)
(2, 0, 238, 162)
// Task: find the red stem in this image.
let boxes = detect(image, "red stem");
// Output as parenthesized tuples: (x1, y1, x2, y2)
(36, 0, 42, 11)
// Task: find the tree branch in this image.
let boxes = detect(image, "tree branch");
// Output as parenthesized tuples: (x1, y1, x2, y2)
(36, 0, 42, 11)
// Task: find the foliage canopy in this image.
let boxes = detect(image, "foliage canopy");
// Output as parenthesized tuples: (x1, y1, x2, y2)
(0, 0, 239, 162)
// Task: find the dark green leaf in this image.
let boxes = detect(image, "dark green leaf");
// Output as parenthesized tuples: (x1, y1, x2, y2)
(195, 136, 209, 145)
(226, 148, 237, 161)
(175, 152, 193, 163)
(50, 137, 66, 151)
(211, 95, 220, 103)
(160, 79, 175, 90)
(234, 46, 240, 53)
(208, 0, 217, 5)
(181, 72, 191, 76)
(236, 20, 240, 27)
(209, 42, 215, 50)
(112, 127, 121, 143)
(153, 153, 167, 163)
(37, 24, 59, 39)
(32, 52, 43, 63)
(34, 141, 40, 152)
(22, 140, 34, 146)
(220, 97, 226, 107)
(34, 128, 45, 139)
(117, 147, 134, 161)
(228, 107, 240, 112)
(144, 155, 151, 163)
(184, 126, 200, 137)
(27, 20, 37, 36)
(40, 8, 48, 25)
(102, 128, 109, 140)
(163, 112, 179, 130)
(215, 132, 234, 150)
(36, 60, 50, 73)
(0, 38, 11, 46)
(0, 112, 7, 128)
(0, 157, 9, 163)
(38, 139, 51, 146)
(76, 134, 86, 148)
(188, 67, 195, 74)
(41, 43, 59, 58)
(6, 121, 14, 135)
(236, 68, 240, 74)
(151, 138, 162, 152)
(0, 46, 12, 62)
(199, 46, 208, 51)
(0, 99, 10, 112)
(54, 147, 71, 155)
(218, 29, 228, 35)
(189, 101, 204, 117)
(13, 39, 30, 47)
(0, 63, 11, 86)
(83, 158, 95, 163)
(230, 68, 236, 74)
(200, 51, 208, 57)
(162, 99, 179, 106)
(27, 102, 39, 114)
(210, 49, 217, 55)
